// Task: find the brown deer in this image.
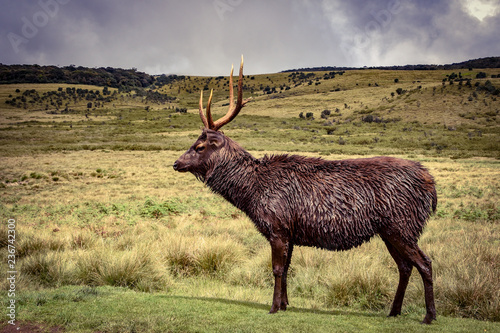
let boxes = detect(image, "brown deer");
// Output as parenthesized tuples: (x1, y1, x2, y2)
(173, 56, 437, 324)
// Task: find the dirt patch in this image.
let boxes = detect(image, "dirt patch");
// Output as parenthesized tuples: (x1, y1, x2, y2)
(1, 322, 64, 333)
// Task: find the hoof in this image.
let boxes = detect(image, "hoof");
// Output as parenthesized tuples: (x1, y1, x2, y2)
(422, 313, 436, 325)
(387, 310, 401, 318)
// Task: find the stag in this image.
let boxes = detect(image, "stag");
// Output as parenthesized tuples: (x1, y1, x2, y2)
(173, 56, 437, 324)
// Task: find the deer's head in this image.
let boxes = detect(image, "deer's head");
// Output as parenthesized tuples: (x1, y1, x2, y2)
(173, 56, 250, 180)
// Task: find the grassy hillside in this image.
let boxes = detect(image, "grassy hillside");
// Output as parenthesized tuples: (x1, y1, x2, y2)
(0, 67, 499, 332)
(1, 68, 498, 158)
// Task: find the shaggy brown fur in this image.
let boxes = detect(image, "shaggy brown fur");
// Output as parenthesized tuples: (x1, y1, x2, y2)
(174, 129, 437, 324)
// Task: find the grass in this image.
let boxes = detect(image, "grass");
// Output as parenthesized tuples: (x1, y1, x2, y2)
(4, 285, 499, 333)
(0, 152, 498, 332)
(0, 68, 499, 331)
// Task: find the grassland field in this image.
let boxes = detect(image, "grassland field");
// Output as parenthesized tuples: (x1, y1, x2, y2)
(0, 68, 499, 332)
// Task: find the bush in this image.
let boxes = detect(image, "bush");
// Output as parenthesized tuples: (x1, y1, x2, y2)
(396, 88, 406, 95)
(321, 110, 331, 119)
(362, 115, 374, 123)
(476, 72, 487, 79)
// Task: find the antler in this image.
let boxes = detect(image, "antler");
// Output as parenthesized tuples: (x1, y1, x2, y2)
(199, 55, 250, 131)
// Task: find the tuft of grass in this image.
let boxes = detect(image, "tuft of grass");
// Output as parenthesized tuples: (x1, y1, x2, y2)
(195, 237, 245, 276)
(21, 252, 75, 287)
(70, 229, 97, 249)
(162, 234, 245, 277)
(432, 225, 500, 321)
(74, 246, 172, 292)
(15, 229, 66, 258)
(227, 246, 273, 288)
(289, 246, 393, 311)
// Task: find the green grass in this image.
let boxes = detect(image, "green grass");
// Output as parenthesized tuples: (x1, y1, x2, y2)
(0, 68, 499, 331)
(3, 285, 499, 333)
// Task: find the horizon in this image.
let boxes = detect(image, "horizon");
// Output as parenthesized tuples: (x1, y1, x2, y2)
(2, 55, 499, 77)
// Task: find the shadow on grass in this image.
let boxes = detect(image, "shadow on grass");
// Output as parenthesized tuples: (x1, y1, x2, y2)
(161, 294, 382, 319)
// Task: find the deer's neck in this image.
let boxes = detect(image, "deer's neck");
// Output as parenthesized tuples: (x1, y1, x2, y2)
(205, 150, 259, 214)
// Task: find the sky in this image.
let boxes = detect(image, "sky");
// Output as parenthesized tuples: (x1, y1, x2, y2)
(1, 0, 499, 76)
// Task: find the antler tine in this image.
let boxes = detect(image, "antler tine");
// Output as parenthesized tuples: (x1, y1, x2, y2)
(206, 89, 215, 129)
(199, 90, 209, 129)
(199, 88, 215, 129)
(212, 55, 250, 131)
(228, 64, 234, 110)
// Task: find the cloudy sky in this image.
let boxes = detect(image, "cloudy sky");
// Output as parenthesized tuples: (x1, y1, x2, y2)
(1, 0, 499, 75)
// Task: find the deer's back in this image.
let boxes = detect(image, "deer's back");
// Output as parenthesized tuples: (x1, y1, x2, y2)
(251, 155, 435, 250)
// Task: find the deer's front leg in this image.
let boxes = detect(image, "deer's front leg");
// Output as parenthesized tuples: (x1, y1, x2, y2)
(280, 242, 294, 310)
(269, 237, 289, 313)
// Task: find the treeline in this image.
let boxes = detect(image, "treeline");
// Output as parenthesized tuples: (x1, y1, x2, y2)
(282, 57, 500, 72)
(5, 86, 116, 110)
(0, 64, 186, 90)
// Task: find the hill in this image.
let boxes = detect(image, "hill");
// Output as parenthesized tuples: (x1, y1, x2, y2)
(0, 63, 499, 331)
(281, 56, 500, 72)
(0, 64, 499, 158)
(0, 64, 186, 91)
(1, 57, 499, 89)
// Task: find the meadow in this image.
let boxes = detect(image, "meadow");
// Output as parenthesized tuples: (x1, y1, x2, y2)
(0, 67, 499, 332)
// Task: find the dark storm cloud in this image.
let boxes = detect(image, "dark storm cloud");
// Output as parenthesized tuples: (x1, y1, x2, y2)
(1, 0, 499, 75)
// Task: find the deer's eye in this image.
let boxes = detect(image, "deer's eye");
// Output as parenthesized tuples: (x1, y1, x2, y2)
(195, 145, 205, 153)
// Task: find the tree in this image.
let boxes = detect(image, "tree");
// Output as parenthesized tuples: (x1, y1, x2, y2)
(321, 109, 331, 119)
(476, 72, 487, 79)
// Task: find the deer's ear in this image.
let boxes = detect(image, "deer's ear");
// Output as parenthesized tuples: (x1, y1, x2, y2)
(206, 131, 224, 147)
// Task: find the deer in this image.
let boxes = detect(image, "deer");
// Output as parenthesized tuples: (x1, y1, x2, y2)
(173, 56, 437, 324)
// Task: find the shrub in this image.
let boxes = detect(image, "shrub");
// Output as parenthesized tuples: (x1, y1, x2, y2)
(362, 115, 374, 123)
(396, 88, 405, 95)
(321, 110, 331, 119)
(476, 72, 487, 79)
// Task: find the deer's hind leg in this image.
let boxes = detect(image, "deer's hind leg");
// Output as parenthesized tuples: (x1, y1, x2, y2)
(280, 243, 294, 310)
(383, 235, 436, 324)
(383, 239, 413, 317)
